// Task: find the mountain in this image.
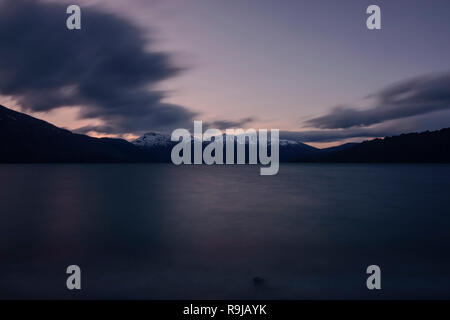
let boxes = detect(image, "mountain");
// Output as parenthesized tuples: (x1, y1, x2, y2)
(0, 105, 145, 162)
(2, 105, 450, 163)
(278, 139, 319, 161)
(133, 132, 173, 148)
(319, 142, 359, 155)
(132, 132, 176, 162)
(316, 129, 450, 163)
(132, 132, 320, 162)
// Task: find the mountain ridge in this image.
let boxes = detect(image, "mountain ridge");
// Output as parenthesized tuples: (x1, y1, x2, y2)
(0, 105, 145, 162)
(132, 131, 321, 162)
(1, 105, 450, 163)
(315, 129, 450, 163)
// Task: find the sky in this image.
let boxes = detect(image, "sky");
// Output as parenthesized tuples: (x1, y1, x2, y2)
(1, 0, 450, 147)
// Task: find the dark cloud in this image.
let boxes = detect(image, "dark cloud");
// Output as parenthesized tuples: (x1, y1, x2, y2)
(207, 117, 255, 130)
(305, 73, 450, 129)
(285, 108, 450, 142)
(0, 0, 197, 135)
(280, 128, 398, 143)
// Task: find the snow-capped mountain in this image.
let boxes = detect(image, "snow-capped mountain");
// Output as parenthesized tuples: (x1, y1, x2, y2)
(131, 132, 175, 162)
(132, 132, 304, 148)
(132, 132, 173, 148)
(279, 139, 302, 146)
(131, 131, 319, 161)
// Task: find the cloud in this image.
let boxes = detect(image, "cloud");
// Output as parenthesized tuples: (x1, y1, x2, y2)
(207, 117, 255, 130)
(285, 108, 450, 142)
(280, 128, 397, 143)
(0, 0, 197, 135)
(305, 73, 450, 129)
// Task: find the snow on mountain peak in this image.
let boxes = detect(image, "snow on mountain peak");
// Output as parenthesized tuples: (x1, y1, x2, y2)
(132, 132, 303, 148)
(132, 132, 172, 147)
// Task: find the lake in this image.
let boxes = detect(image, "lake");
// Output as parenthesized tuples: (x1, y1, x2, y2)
(0, 163, 450, 299)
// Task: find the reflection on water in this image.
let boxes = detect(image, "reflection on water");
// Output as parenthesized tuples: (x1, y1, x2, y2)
(0, 163, 450, 299)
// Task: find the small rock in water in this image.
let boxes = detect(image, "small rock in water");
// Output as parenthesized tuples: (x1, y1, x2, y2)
(252, 276, 265, 286)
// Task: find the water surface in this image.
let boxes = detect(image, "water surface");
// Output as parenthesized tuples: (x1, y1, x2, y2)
(1, 163, 449, 299)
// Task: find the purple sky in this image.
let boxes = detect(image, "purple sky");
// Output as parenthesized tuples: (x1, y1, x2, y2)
(2, 0, 450, 147)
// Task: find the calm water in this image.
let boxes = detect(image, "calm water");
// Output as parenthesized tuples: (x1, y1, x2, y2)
(0, 163, 450, 299)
